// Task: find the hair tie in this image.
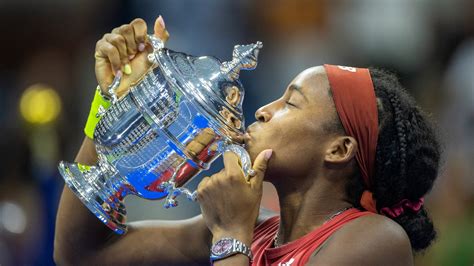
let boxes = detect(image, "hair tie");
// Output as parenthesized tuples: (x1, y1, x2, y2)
(380, 198, 424, 218)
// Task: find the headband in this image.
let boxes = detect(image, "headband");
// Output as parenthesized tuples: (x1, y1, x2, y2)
(324, 64, 379, 212)
(324, 64, 379, 187)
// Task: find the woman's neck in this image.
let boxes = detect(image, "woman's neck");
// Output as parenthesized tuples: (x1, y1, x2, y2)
(273, 176, 352, 246)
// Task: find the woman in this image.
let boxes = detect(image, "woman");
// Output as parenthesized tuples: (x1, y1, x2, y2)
(54, 16, 441, 265)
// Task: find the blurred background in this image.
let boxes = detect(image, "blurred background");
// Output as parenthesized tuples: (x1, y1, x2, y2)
(0, 0, 472, 265)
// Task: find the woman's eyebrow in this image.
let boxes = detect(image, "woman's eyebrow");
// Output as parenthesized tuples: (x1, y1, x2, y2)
(289, 84, 308, 102)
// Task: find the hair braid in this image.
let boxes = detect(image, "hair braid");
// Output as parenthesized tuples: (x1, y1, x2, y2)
(388, 92, 407, 179)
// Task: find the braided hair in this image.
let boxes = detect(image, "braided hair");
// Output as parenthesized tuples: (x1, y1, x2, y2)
(342, 68, 442, 252)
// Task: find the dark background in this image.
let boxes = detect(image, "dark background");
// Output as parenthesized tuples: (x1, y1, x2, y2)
(0, 0, 473, 265)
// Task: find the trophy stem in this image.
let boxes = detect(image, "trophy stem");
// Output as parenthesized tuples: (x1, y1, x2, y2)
(58, 158, 132, 234)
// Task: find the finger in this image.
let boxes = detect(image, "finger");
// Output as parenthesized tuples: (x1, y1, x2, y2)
(130, 18, 148, 51)
(197, 176, 210, 191)
(223, 151, 244, 180)
(104, 33, 129, 65)
(196, 176, 210, 201)
(97, 40, 122, 75)
(118, 24, 137, 56)
(154, 15, 170, 42)
(249, 149, 273, 189)
(111, 26, 135, 61)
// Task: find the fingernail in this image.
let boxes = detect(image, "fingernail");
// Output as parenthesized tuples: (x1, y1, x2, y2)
(124, 64, 132, 75)
(157, 15, 166, 29)
(115, 70, 123, 78)
(138, 43, 145, 52)
(129, 54, 135, 60)
(264, 149, 273, 160)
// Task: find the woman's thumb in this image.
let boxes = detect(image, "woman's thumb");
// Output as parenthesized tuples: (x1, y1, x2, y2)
(154, 15, 170, 42)
(249, 149, 273, 188)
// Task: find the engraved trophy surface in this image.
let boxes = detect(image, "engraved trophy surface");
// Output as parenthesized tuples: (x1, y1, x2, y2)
(58, 36, 263, 234)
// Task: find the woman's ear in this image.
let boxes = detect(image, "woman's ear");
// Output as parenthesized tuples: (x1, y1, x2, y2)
(324, 136, 357, 165)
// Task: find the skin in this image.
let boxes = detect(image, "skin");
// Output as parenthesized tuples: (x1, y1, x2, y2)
(54, 16, 414, 265)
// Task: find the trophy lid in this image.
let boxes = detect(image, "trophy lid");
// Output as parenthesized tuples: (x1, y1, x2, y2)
(152, 41, 263, 133)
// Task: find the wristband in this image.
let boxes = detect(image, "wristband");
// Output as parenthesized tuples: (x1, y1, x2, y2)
(84, 86, 112, 139)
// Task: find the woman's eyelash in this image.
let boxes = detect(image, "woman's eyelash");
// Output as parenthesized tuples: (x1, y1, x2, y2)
(286, 101, 297, 107)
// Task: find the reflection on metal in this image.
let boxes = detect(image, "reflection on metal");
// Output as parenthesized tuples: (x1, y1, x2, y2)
(58, 34, 263, 234)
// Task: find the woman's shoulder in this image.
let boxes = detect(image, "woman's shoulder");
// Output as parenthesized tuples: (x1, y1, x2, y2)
(341, 212, 410, 240)
(307, 213, 414, 266)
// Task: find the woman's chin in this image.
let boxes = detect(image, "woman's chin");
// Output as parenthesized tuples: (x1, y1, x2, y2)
(247, 146, 271, 165)
(245, 145, 258, 164)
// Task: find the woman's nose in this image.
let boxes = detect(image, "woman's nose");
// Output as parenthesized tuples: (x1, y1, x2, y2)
(255, 106, 272, 122)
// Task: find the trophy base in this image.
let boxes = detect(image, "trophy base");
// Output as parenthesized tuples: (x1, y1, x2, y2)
(58, 161, 128, 234)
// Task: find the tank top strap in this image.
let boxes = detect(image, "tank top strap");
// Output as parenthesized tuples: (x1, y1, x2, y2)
(251, 208, 373, 266)
(298, 208, 373, 263)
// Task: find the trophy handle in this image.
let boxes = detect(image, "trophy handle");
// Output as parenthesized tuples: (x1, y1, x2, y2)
(107, 34, 165, 104)
(223, 144, 256, 178)
(162, 143, 255, 208)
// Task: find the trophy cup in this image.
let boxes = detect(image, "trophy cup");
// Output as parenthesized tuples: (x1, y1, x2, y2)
(58, 35, 262, 234)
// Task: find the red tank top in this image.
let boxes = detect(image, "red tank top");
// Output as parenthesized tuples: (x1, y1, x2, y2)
(251, 208, 372, 266)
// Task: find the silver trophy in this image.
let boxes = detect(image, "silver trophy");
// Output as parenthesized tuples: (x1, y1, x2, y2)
(58, 35, 262, 234)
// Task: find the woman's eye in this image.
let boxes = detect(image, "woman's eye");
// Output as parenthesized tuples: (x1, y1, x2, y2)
(286, 101, 297, 107)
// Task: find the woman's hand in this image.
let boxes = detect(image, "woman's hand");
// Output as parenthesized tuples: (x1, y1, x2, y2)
(197, 149, 273, 245)
(94, 15, 170, 98)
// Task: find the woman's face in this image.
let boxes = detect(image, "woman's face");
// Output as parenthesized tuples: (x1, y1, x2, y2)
(244, 66, 340, 181)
